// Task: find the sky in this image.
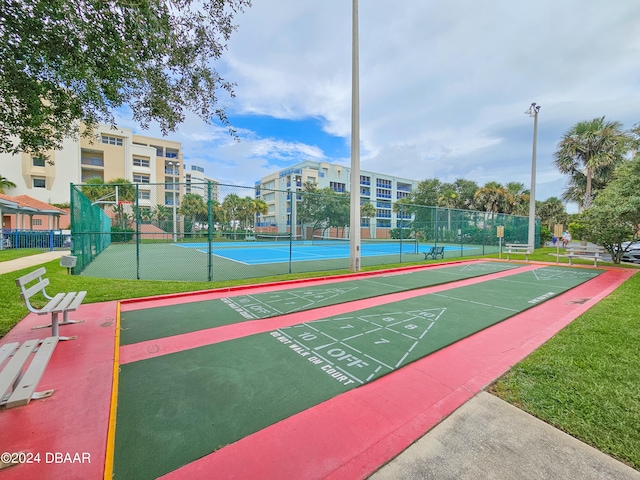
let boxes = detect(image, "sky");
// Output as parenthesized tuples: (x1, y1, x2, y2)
(115, 0, 640, 212)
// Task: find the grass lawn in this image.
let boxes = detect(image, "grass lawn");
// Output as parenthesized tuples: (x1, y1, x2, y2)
(0, 248, 47, 262)
(490, 267, 640, 470)
(1, 247, 638, 471)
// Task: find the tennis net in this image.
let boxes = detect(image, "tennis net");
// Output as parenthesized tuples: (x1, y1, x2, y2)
(311, 235, 418, 254)
(255, 233, 303, 243)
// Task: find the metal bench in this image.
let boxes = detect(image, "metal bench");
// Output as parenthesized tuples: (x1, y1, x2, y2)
(505, 244, 533, 261)
(423, 246, 445, 260)
(15, 267, 86, 341)
(0, 337, 58, 409)
(561, 246, 605, 266)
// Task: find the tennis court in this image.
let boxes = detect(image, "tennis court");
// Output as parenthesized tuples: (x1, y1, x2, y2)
(78, 236, 482, 281)
(110, 261, 604, 479)
(175, 237, 429, 265)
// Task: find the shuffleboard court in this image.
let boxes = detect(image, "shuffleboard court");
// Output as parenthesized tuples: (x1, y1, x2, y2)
(112, 266, 603, 479)
(119, 261, 522, 345)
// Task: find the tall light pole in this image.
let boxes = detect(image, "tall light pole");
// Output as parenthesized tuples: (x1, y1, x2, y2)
(524, 102, 540, 249)
(349, 0, 361, 272)
(169, 161, 179, 242)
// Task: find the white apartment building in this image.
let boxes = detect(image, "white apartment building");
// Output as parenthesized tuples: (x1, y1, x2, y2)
(184, 163, 220, 204)
(0, 124, 220, 207)
(255, 160, 419, 238)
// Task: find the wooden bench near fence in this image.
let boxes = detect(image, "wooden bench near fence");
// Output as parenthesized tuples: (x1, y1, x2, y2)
(505, 244, 533, 261)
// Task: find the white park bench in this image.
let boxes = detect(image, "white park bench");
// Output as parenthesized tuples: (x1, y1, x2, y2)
(0, 337, 58, 409)
(505, 244, 533, 261)
(561, 246, 606, 267)
(15, 267, 86, 340)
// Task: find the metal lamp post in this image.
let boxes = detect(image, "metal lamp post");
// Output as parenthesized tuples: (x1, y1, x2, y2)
(169, 161, 179, 242)
(349, 0, 361, 272)
(524, 102, 540, 249)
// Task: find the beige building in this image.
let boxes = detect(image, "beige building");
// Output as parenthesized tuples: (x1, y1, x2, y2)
(0, 124, 219, 210)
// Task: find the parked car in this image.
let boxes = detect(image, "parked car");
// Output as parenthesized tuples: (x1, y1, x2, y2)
(619, 241, 640, 263)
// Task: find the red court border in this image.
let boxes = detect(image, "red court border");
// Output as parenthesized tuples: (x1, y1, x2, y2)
(0, 261, 634, 480)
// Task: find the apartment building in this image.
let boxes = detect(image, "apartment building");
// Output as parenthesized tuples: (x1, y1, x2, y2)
(184, 163, 220, 204)
(0, 124, 220, 209)
(254, 160, 419, 238)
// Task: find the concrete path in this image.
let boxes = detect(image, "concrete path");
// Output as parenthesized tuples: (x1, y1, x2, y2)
(370, 391, 640, 480)
(0, 250, 69, 275)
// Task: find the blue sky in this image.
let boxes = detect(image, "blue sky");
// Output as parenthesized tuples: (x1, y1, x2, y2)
(115, 0, 640, 212)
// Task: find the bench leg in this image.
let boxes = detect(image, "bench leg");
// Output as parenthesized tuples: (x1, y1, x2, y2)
(61, 310, 85, 327)
(31, 312, 77, 340)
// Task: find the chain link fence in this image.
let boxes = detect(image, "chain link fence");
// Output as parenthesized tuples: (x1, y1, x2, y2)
(69, 182, 538, 282)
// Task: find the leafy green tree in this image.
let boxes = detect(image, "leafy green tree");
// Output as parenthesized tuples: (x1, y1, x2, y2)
(360, 201, 376, 227)
(536, 197, 568, 230)
(0, 0, 250, 156)
(179, 193, 207, 234)
(554, 117, 629, 209)
(502, 182, 529, 216)
(407, 178, 442, 207)
(452, 178, 480, 210)
(108, 178, 135, 229)
(579, 157, 640, 263)
(80, 177, 110, 203)
(0, 175, 17, 193)
(474, 181, 506, 215)
(221, 193, 242, 238)
(297, 182, 327, 239)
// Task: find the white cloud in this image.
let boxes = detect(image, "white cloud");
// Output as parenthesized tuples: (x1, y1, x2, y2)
(114, 0, 640, 202)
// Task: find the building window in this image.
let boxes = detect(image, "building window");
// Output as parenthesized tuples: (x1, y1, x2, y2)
(33, 219, 42, 226)
(133, 158, 150, 168)
(133, 174, 150, 184)
(32, 177, 46, 188)
(138, 190, 151, 200)
(329, 182, 345, 193)
(32, 156, 46, 167)
(151, 145, 163, 156)
(101, 135, 123, 146)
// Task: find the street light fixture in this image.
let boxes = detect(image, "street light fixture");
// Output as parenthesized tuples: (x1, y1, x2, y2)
(168, 161, 179, 242)
(525, 102, 540, 249)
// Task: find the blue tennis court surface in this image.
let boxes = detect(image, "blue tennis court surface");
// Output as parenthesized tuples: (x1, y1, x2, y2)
(173, 241, 476, 265)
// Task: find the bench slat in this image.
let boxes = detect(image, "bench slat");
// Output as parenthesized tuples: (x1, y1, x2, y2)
(67, 291, 87, 311)
(0, 339, 39, 400)
(5, 337, 59, 408)
(39, 292, 67, 314)
(0, 343, 19, 367)
(19, 278, 51, 303)
(51, 292, 79, 313)
(14, 267, 47, 288)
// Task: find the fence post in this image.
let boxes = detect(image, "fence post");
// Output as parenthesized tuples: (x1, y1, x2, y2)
(136, 184, 140, 280)
(207, 181, 213, 282)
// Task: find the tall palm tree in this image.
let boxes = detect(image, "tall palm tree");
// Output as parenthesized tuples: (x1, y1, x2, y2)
(554, 117, 629, 210)
(0, 175, 17, 193)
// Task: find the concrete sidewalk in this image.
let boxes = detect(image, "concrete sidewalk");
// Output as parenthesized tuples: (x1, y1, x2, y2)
(370, 391, 640, 480)
(0, 250, 69, 275)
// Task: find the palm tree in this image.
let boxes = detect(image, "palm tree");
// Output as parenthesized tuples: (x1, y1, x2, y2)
(0, 175, 17, 193)
(536, 197, 567, 230)
(554, 117, 629, 210)
(502, 182, 529, 216)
